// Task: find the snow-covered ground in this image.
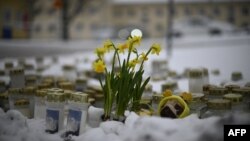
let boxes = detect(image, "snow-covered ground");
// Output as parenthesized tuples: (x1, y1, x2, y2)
(0, 107, 250, 141)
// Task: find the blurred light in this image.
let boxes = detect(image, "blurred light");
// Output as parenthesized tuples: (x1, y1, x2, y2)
(131, 29, 142, 37)
(118, 29, 130, 39)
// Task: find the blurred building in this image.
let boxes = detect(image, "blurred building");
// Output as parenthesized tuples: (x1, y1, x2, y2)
(0, 0, 31, 39)
(1, 0, 250, 39)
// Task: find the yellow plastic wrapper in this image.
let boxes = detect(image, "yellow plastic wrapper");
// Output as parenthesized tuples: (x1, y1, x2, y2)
(158, 95, 190, 118)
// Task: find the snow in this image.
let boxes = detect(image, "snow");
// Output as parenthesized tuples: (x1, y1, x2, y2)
(1, 107, 249, 141)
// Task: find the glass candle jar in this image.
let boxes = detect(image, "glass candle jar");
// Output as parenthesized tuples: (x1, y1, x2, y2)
(93, 94, 104, 108)
(34, 89, 47, 119)
(161, 81, 178, 93)
(66, 92, 89, 136)
(232, 87, 250, 111)
(201, 99, 231, 118)
(151, 60, 168, 81)
(45, 92, 65, 134)
(207, 87, 228, 99)
(62, 64, 77, 82)
(23, 86, 36, 118)
(231, 71, 243, 81)
(4, 62, 14, 75)
(0, 80, 6, 93)
(152, 93, 163, 115)
(223, 93, 245, 112)
(202, 84, 217, 95)
(0, 92, 9, 111)
(35, 57, 44, 67)
(75, 78, 87, 92)
(25, 75, 37, 86)
(59, 82, 74, 91)
(14, 99, 31, 118)
(142, 84, 153, 100)
(188, 69, 203, 93)
(10, 68, 25, 88)
(224, 84, 240, 93)
(8, 88, 22, 109)
(202, 68, 209, 85)
(24, 63, 36, 75)
(188, 93, 206, 115)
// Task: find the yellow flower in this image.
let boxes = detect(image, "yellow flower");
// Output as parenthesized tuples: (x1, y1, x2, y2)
(139, 52, 148, 61)
(128, 58, 139, 68)
(118, 42, 129, 53)
(128, 36, 141, 50)
(162, 89, 172, 97)
(180, 92, 193, 102)
(151, 43, 161, 55)
(104, 39, 113, 51)
(95, 47, 107, 57)
(131, 36, 141, 46)
(93, 59, 106, 73)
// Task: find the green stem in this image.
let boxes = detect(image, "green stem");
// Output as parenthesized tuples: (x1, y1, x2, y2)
(139, 48, 152, 70)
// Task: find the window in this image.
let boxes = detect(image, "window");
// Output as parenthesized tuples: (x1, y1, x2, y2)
(156, 24, 163, 32)
(113, 9, 122, 17)
(141, 16, 149, 23)
(156, 8, 163, 17)
(91, 24, 98, 30)
(35, 24, 41, 33)
(48, 8, 55, 15)
(185, 7, 191, 16)
(127, 8, 135, 16)
(88, 6, 98, 14)
(241, 7, 249, 16)
(48, 24, 56, 33)
(213, 7, 220, 15)
(76, 23, 83, 31)
(199, 8, 205, 15)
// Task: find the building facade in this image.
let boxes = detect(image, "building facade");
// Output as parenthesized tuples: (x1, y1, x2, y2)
(1, 0, 250, 39)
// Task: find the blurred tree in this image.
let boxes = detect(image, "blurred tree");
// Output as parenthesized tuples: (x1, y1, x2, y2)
(53, 0, 85, 41)
(166, 0, 174, 59)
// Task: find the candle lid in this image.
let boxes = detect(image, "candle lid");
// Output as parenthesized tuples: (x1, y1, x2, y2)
(0, 70, 5, 76)
(62, 64, 75, 70)
(8, 88, 22, 95)
(10, 68, 24, 74)
(70, 92, 88, 103)
(5, 62, 14, 69)
(14, 99, 29, 106)
(188, 69, 203, 78)
(209, 87, 228, 95)
(36, 89, 47, 97)
(223, 93, 242, 103)
(207, 99, 231, 110)
(47, 92, 65, 102)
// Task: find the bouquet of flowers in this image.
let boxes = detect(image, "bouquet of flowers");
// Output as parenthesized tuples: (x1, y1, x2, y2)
(93, 36, 161, 120)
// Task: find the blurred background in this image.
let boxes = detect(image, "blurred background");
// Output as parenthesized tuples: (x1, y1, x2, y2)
(0, 0, 249, 40)
(0, 0, 250, 68)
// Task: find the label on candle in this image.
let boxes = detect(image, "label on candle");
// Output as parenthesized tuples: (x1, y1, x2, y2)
(46, 109, 59, 134)
(67, 109, 82, 136)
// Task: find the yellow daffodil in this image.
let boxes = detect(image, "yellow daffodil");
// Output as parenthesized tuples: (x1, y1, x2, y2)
(118, 42, 129, 53)
(131, 36, 141, 46)
(93, 59, 106, 73)
(151, 43, 161, 55)
(128, 58, 139, 68)
(128, 36, 141, 50)
(104, 39, 113, 51)
(180, 92, 193, 102)
(139, 52, 148, 62)
(162, 89, 172, 97)
(95, 47, 107, 57)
